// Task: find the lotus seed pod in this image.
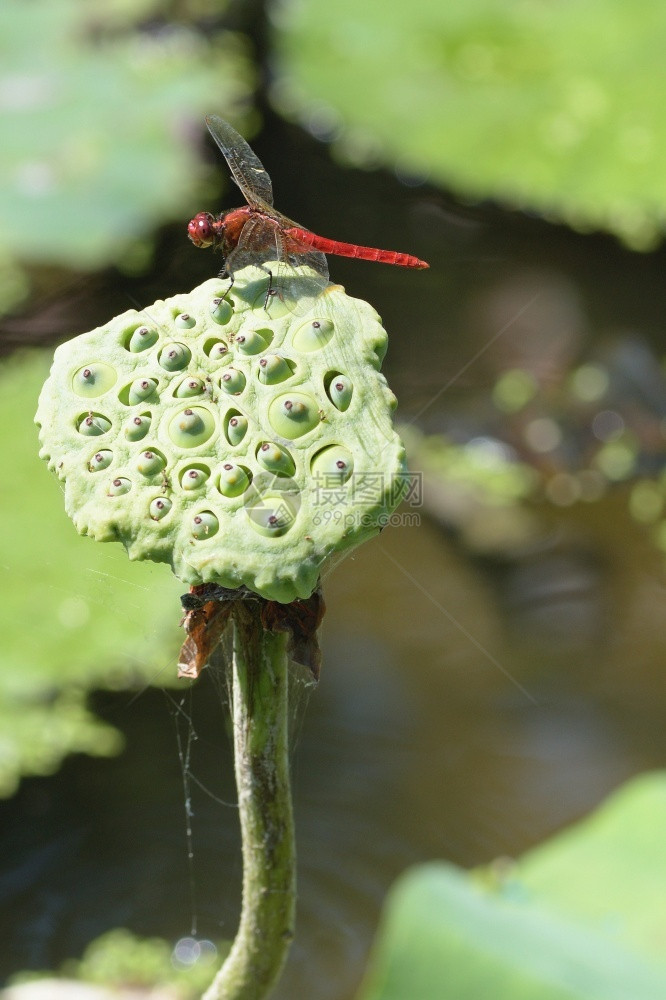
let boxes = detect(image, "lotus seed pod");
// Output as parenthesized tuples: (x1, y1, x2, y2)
(128, 377, 158, 405)
(36, 269, 406, 602)
(226, 412, 248, 446)
(88, 450, 113, 472)
(159, 343, 191, 371)
(327, 373, 353, 411)
(150, 497, 172, 520)
(219, 367, 246, 395)
(258, 355, 293, 385)
(175, 312, 196, 329)
(218, 462, 252, 497)
(257, 442, 296, 477)
(128, 326, 158, 352)
(124, 413, 151, 441)
(210, 297, 233, 324)
(234, 328, 269, 355)
(78, 413, 112, 436)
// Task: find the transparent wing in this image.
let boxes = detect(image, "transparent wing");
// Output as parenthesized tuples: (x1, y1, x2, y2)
(226, 217, 330, 315)
(205, 115, 274, 209)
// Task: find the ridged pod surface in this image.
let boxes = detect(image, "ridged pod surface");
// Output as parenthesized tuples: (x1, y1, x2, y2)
(36, 269, 406, 602)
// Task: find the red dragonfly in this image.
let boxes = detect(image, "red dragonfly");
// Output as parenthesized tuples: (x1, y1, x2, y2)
(188, 115, 429, 301)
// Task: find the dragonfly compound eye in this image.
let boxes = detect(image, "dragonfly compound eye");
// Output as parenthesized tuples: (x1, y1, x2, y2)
(187, 212, 216, 248)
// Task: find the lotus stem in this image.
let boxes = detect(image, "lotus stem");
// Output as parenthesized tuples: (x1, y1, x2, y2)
(203, 601, 295, 1000)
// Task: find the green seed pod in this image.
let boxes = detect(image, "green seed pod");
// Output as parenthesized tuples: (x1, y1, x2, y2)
(124, 413, 151, 441)
(268, 392, 320, 439)
(192, 511, 219, 539)
(149, 497, 172, 521)
(258, 355, 293, 385)
(234, 328, 269, 355)
(73, 363, 117, 398)
(225, 412, 248, 446)
(174, 376, 205, 398)
(159, 343, 191, 371)
(108, 477, 131, 496)
(88, 450, 113, 472)
(136, 449, 166, 476)
(217, 462, 251, 497)
(311, 445, 354, 484)
(77, 413, 112, 436)
(219, 367, 246, 395)
(128, 326, 158, 352)
(210, 297, 233, 325)
(256, 442, 296, 477)
(175, 312, 196, 329)
(327, 373, 353, 411)
(128, 378, 158, 405)
(36, 269, 404, 602)
(181, 466, 210, 491)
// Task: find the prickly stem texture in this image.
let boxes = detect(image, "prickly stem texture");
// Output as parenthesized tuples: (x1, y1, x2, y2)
(203, 603, 294, 1000)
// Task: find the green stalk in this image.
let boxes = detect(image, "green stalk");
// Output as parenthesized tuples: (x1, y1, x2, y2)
(203, 601, 295, 1000)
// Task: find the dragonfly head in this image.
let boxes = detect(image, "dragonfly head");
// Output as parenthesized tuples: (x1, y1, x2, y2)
(187, 211, 217, 248)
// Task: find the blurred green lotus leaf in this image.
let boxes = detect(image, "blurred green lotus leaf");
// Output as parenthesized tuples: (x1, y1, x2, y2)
(0, 351, 183, 796)
(357, 773, 666, 999)
(272, 0, 666, 248)
(0, 0, 253, 270)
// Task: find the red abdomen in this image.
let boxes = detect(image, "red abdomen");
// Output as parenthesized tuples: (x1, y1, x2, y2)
(285, 227, 429, 269)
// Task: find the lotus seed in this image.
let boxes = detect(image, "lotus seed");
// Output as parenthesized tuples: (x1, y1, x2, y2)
(219, 367, 246, 395)
(136, 450, 166, 476)
(258, 355, 293, 385)
(257, 442, 296, 477)
(327, 373, 353, 411)
(226, 413, 248, 446)
(168, 406, 215, 448)
(210, 297, 233, 324)
(234, 329, 267, 355)
(128, 378, 158, 405)
(292, 317, 334, 352)
(108, 477, 131, 496)
(149, 497, 172, 520)
(268, 392, 320, 439)
(192, 511, 219, 539)
(311, 445, 354, 484)
(181, 466, 210, 490)
(175, 312, 196, 329)
(175, 376, 205, 398)
(217, 462, 251, 497)
(159, 343, 191, 371)
(88, 450, 113, 472)
(128, 326, 159, 352)
(77, 413, 112, 436)
(73, 363, 117, 397)
(206, 340, 229, 360)
(124, 413, 151, 441)
(246, 493, 296, 537)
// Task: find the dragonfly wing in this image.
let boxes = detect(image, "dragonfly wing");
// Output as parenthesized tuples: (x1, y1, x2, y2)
(205, 115, 274, 208)
(225, 215, 280, 276)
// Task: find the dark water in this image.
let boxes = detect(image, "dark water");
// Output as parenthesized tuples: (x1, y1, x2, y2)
(3, 111, 666, 998)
